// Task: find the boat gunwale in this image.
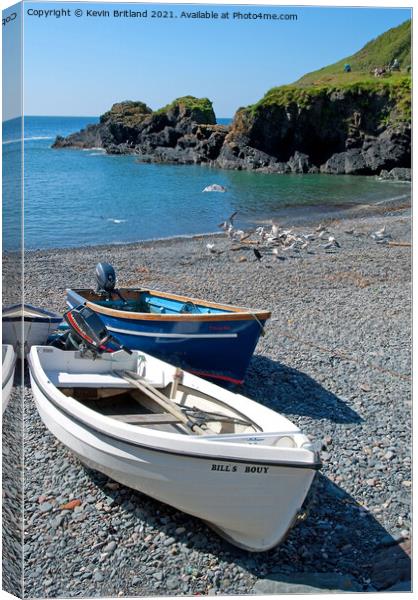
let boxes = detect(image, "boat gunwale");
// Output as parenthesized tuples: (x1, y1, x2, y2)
(2, 303, 62, 321)
(2, 345, 16, 390)
(28, 348, 320, 470)
(68, 288, 272, 323)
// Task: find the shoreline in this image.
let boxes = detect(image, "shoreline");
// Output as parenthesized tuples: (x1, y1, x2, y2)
(17, 190, 411, 256)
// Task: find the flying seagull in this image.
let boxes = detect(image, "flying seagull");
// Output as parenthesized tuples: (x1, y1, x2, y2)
(218, 211, 238, 231)
(203, 184, 226, 193)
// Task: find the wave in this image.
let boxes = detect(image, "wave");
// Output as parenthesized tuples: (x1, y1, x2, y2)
(375, 192, 411, 205)
(2, 136, 54, 145)
(106, 218, 127, 224)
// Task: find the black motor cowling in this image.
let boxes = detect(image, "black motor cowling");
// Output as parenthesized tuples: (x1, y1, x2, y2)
(96, 262, 116, 294)
(50, 304, 132, 356)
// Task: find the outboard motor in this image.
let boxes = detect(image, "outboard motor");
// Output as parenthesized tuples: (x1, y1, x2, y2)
(51, 305, 132, 357)
(96, 262, 116, 295)
(95, 262, 127, 304)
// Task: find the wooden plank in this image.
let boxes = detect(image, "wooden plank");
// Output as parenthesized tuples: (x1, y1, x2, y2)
(109, 413, 181, 424)
(388, 241, 412, 247)
(116, 370, 207, 435)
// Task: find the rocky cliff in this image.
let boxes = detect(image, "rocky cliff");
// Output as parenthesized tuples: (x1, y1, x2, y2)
(217, 79, 411, 174)
(53, 21, 411, 176)
(53, 97, 229, 165)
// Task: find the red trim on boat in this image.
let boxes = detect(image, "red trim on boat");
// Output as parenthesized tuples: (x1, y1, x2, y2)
(189, 370, 244, 386)
(67, 312, 112, 352)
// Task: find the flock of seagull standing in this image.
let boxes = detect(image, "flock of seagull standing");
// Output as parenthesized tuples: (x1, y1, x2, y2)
(201, 184, 394, 258)
(206, 210, 393, 260)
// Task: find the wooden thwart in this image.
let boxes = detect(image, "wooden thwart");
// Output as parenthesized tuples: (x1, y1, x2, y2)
(115, 370, 207, 435)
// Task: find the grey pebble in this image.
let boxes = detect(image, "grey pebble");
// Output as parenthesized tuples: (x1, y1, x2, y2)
(11, 208, 411, 598)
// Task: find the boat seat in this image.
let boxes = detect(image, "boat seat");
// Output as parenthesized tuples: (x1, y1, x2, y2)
(50, 371, 166, 389)
(108, 413, 181, 425)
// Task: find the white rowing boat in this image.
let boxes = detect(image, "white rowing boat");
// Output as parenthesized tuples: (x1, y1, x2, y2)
(2, 344, 16, 414)
(28, 346, 320, 551)
(2, 304, 62, 357)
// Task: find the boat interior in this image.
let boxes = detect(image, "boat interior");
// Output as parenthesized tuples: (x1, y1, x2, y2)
(79, 289, 233, 316)
(60, 374, 262, 437)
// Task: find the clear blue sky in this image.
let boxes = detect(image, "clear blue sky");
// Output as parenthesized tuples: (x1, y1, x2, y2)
(20, 2, 411, 118)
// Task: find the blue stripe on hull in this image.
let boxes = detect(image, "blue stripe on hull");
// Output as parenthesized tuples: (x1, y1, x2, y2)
(100, 313, 264, 384)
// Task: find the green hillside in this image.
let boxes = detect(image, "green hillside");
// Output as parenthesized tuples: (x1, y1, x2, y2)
(245, 20, 411, 122)
(296, 19, 411, 87)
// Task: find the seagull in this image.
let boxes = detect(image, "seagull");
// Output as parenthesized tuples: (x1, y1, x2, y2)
(218, 211, 238, 231)
(271, 222, 280, 237)
(272, 248, 286, 261)
(203, 184, 226, 193)
(371, 225, 391, 241)
(328, 236, 341, 248)
(231, 229, 246, 242)
(265, 236, 277, 246)
(283, 242, 299, 252)
(317, 229, 327, 239)
(206, 243, 216, 254)
(302, 233, 316, 241)
(255, 226, 269, 242)
(227, 224, 236, 239)
(253, 248, 263, 261)
(345, 229, 354, 235)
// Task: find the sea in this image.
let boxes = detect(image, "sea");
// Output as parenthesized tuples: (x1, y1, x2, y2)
(2, 116, 411, 251)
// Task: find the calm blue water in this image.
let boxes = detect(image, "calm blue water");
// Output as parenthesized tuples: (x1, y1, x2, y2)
(2, 116, 410, 251)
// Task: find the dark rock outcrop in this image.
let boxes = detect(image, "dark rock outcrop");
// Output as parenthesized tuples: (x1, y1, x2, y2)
(52, 84, 411, 176)
(53, 97, 229, 165)
(217, 83, 410, 175)
(379, 167, 411, 181)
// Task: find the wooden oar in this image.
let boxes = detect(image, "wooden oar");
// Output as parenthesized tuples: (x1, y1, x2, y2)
(115, 370, 207, 435)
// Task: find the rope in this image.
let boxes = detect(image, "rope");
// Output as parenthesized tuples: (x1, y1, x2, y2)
(250, 312, 266, 336)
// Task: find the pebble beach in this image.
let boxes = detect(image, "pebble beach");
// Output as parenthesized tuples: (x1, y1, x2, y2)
(3, 198, 412, 597)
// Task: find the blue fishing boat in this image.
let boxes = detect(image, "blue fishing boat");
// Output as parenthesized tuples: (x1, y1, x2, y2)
(66, 264, 270, 385)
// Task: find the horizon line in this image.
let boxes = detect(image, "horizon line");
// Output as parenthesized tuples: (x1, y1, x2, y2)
(3, 114, 233, 122)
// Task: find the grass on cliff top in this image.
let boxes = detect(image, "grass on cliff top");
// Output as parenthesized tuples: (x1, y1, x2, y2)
(247, 75, 411, 122)
(253, 74, 410, 109)
(156, 96, 214, 118)
(100, 101, 152, 126)
(297, 19, 411, 87)
(246, 19, 411, 121)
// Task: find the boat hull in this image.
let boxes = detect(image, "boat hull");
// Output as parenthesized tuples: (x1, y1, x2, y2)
(67, 289, 269, 385)
(30, 371, 316, 551)
(2, 345, 16, 414)
(2, 304, 62, 356)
